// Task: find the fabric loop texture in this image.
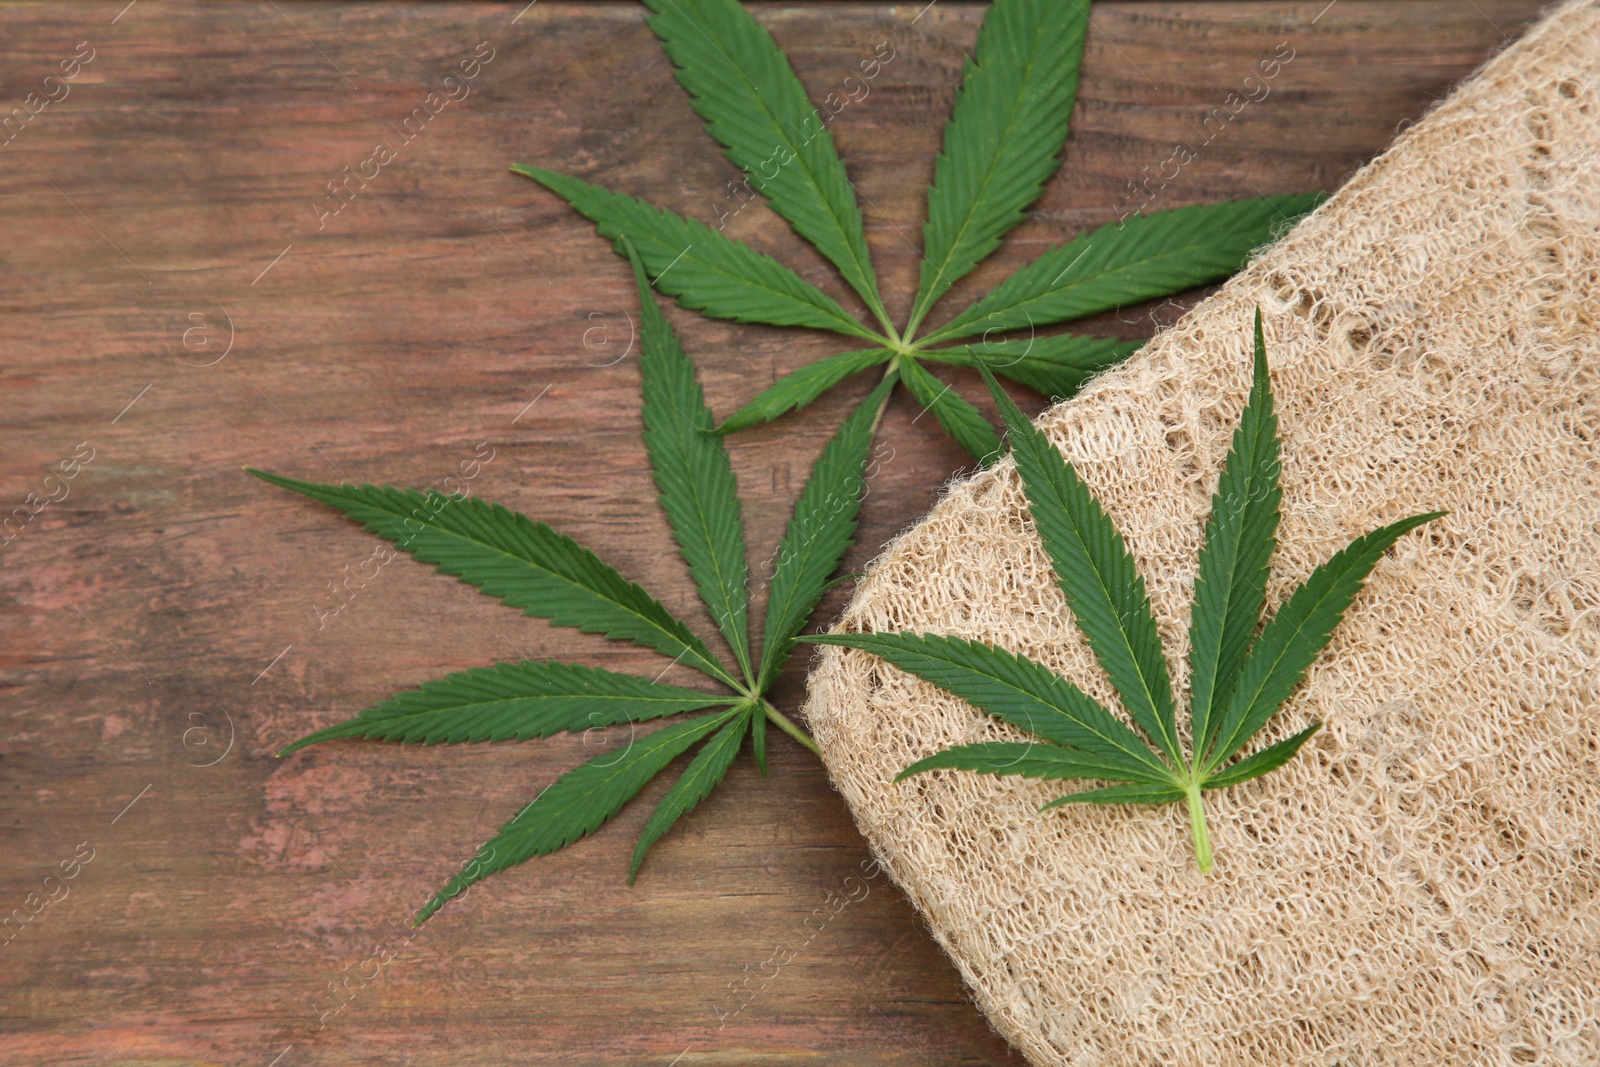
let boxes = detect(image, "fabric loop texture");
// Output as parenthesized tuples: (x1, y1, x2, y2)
(804, 3, 1600, 1063)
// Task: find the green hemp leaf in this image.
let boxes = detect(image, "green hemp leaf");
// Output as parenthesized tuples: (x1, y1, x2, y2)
(515, 0, 1322, 463)
(808, 310, 1445, 871)
(249, 239, 893, 923)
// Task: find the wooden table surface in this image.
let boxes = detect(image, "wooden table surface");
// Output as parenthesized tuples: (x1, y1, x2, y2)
(0, 2, 1541, 1064)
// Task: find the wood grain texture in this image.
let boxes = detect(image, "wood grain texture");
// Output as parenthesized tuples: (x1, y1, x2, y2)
(0, 2, 1538, 1064)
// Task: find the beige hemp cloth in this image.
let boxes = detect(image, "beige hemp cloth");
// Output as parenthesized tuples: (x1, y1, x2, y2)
(804, 2, 1600, 1063)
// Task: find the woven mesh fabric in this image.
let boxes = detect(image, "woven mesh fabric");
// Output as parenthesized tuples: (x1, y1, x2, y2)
(804, 4, 1600, 1063)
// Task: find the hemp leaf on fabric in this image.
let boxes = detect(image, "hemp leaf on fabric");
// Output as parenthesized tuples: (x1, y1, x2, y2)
(250, 241, 893, 923)
(516, 0, 1320, 464)
(810, 311, 1444, 871)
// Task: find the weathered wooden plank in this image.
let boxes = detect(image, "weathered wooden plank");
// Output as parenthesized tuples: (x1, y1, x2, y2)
(0, 2, 1537, 1064)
